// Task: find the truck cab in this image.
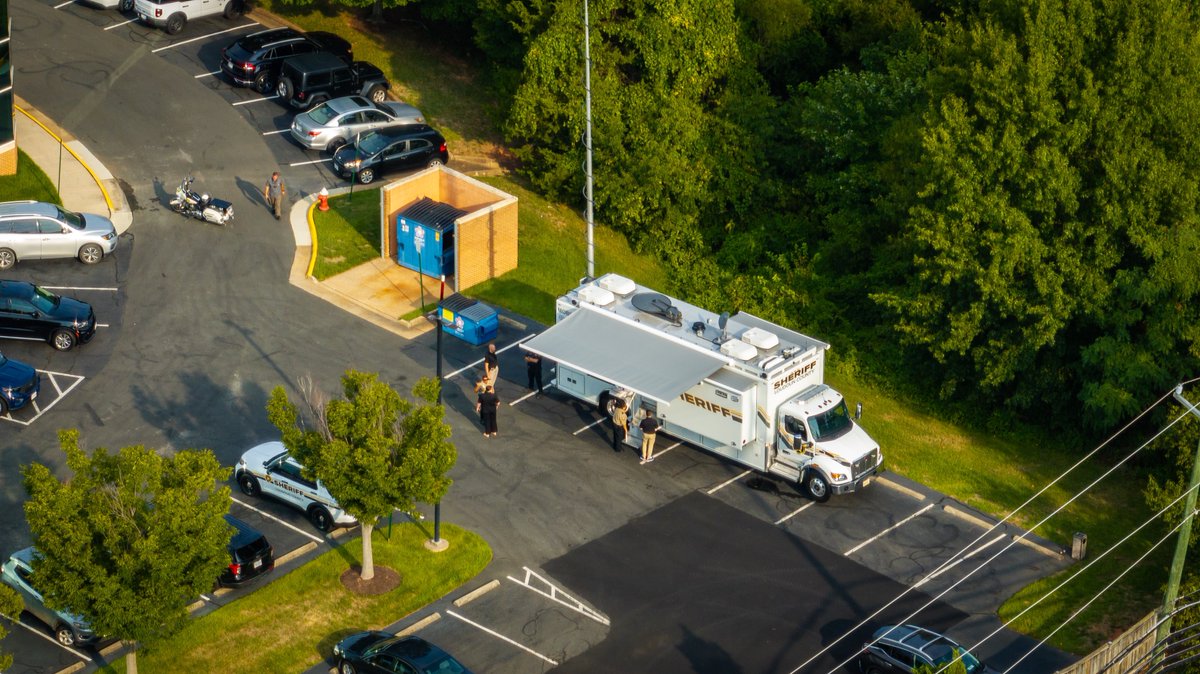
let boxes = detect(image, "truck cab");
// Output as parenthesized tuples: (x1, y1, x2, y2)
(774, 384, 881, 501)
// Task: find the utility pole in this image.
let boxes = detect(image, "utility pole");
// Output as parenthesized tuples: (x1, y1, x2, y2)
(1159, 385, 1200, 662)
(582, 0, 595, 281)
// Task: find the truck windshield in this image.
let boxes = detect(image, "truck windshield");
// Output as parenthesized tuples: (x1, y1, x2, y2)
(807, 401, 853, 441)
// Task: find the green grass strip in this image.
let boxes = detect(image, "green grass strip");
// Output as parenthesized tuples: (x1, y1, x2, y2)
(100, 522, 491, 674)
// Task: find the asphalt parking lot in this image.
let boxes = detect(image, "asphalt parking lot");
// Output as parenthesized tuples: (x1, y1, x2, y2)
(3, 1, 1083, 672)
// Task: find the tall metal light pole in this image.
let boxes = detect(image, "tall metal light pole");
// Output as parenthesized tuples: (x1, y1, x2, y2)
(583, 0, 595, 280)
(1159, 384, 1200, 663)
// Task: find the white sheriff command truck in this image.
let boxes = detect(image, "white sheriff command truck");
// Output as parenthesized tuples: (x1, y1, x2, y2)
(522, 273, 882, 501)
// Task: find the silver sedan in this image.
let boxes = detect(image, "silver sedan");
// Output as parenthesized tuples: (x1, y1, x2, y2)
(289, 96, 425, 152)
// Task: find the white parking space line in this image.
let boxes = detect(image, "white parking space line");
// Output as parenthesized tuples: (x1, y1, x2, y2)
(288, 158, 331, 167)
(263, 129, 290, 136)
(706, 469, 752, 495)
(232, 95, 279, 106)
(53, 0, 75, 8)
(2, 614, 90, 660)
(572, 418, 605, 435)
(915, 533, 1007, 588)
(103, 18, 137, 30)
(442, 334, 536, 380)
(230, 497, 325, 544)
(194, 70, 221, 79)
(844, 503, 935, 556)
(446, 609, 559, 666)
(775, 500, 815, 525)
(40, 286, 119, 292)
(653, 441, 682, 457)
(151, 23, 257, 53)
(1, 371, 86, 426)
(506, 566, 610, 625)
(509, 389, 537, 406)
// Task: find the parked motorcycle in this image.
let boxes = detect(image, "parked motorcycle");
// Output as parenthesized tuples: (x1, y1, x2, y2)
(168, 176, 234, 226)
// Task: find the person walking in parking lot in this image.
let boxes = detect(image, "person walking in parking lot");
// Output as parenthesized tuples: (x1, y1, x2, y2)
(639, 410, 660, 464)
(476, 384, 500, 437)
(263, 171, 286, 220)
(483, 343, 499, 387)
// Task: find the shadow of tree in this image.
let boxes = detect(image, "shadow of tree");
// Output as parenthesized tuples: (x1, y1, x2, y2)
(677, 624, 744, 674)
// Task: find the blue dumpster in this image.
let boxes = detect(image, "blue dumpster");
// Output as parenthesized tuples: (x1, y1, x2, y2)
(395, 197, 466, 278)
(439, 293, 498, 345)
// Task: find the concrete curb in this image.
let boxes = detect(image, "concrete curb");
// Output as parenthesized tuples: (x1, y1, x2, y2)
(453, 579, 500, 607)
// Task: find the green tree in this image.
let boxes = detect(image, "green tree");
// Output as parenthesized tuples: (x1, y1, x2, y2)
(874, 0, 1200, 429)
(267, 372, 455, 581)
(22, 430, 232, 674)
(0, 582, 22, 671)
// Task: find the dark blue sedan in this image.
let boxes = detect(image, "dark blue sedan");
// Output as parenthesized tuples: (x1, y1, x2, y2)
(0, 352, 40, 415)
(332, 632, 472, 674)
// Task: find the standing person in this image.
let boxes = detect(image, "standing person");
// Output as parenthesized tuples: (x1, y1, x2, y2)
(263, 171, 286, 220)
(476, 385, 500, 437)
(483, 343, 499, 387)
(639, 410, 660, 464)
(524, 351, 543, 394)
(611, 398, 629, 452)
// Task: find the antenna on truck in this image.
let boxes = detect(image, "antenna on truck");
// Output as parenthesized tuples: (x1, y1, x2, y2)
(718, 312, 730, 341)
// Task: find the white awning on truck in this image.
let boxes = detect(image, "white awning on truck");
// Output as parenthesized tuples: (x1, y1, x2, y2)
(522, 307, 728, 405)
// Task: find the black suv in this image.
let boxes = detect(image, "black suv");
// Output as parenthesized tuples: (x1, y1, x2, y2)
(0, 280, 96, 351)
(276, 52, 389, 111)
(332, 126, 449, 184)
(221, 27, 352, 94)
(219, 515, 274, 587)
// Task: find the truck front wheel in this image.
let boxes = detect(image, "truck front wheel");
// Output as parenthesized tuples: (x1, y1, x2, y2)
(804, 470, 831, 503)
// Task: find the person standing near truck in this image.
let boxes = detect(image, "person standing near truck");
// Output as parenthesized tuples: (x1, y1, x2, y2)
(639, 410, 659, 464)
(611, 398, 629, 452)
(525, 351, 543, 394)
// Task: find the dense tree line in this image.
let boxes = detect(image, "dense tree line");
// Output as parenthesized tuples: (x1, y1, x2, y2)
(387, 0, 1200, 436)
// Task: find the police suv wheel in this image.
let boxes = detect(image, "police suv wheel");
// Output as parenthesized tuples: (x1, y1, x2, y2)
(238, 474, 260, 497)
(309, 506, 333, 532)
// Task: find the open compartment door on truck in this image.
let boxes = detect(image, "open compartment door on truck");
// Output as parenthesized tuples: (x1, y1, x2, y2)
(522, 307, 727, 405)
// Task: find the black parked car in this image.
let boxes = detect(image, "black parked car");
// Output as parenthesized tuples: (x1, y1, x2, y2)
(332, 633, 473, 674)
(219, 515, 274, 587)
(221, 27, 352, 94)
(0, 280, 96, 351)
(0, 352, 39, 415)
(276, 52, 389, 111)
(332, 126, 449, 185)
(859, 624, 996, 674)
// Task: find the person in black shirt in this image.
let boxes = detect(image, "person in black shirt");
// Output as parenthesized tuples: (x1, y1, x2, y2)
(525, 352, 543, 393)
(483, 343, 499, 387)
(639, 410, 660, 464)
(476, 385, 500, 437)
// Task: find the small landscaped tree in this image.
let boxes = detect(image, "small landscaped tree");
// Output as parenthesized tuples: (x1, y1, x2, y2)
(22, 430, 233, 674)
(267, 372, 456, 582)
(0, 583, 22, 671)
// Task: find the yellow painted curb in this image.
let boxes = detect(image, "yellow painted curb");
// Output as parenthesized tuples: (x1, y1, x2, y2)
(306, 200, 318, 278)
(14, 105, 115, 214)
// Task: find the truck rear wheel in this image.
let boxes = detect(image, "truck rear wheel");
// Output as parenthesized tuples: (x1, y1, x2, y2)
(804, 470, 831, 503)
(598, 392, 614, 418)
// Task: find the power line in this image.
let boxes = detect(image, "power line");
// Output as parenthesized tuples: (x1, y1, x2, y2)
(1000, 511, 1194, 673)
(796, 377, 1200, 674)
(937, 483, 1200, 674)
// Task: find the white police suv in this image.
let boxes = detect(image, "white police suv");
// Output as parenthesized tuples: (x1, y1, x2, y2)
(234, 441, 356, 532)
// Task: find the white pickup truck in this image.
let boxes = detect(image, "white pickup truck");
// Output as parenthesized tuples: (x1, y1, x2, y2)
(134, 0, 245, 34)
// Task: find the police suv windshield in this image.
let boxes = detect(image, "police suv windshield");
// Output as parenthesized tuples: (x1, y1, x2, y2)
(807, 400, 853, 441)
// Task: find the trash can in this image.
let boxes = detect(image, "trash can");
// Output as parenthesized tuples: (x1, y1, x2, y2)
(438, 293, 498, 345)
(1071, 532, 1087, 560)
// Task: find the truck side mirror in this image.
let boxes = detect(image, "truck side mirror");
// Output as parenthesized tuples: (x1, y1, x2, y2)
(855, 402, 863, 420)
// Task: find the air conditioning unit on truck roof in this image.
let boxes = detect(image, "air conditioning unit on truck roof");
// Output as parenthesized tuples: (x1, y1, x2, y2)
(524, 273, 883, 502)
